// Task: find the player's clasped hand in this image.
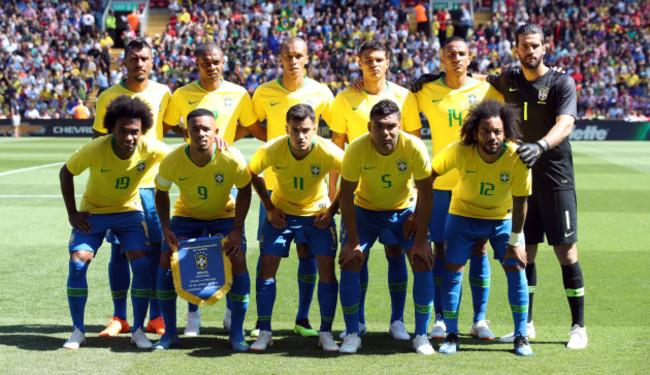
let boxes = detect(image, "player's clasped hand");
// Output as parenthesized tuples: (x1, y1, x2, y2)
(410, 241, 434, 269)
(267, 206, 287, 229)
(313, 210, 333, 229)
(517, 140, 548, 168)
(338, 242, 364, 268)
(69, 211, 92, 233)
(401, 213, 418, 239)
(223, 231, 243, 257)
(503, 244, 527, 267)
(162, 229, 179, 250)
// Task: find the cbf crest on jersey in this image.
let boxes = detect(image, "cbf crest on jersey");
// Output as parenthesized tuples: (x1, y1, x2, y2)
(397, 158, 408, 175)
(224, 97, 233, 108)
(310, 163, 321, 178)
(214, 171, 225, 185)
(136, 160, 146, 173)
(538, 87, 549, 103)
(499, 171, 511, 184)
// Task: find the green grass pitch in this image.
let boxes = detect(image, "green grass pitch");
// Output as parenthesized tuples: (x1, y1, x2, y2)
(0, 137, 648, 374)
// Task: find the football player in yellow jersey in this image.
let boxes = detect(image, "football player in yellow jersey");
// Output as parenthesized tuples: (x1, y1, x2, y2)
(338, 100, 435, 355)
(250, 37, 335, 338)
(153, 108, 253, 351)
(331, 40, 422, 341)
(163, 42, 266, 145)
(162, 42, 265, 335)
(60, 96, 170, 350)
(413, 36, 504, 340)
(92, 38, 172, 338)
(433, 100, 533, 356)
(247, 104, 342, 352)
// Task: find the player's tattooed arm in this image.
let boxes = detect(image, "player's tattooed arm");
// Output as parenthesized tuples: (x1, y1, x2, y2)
(60, 165, 92, 233)
(224, 182, 252, 257)
(250, 172, 287, 229)
(155, 188, 177, 249)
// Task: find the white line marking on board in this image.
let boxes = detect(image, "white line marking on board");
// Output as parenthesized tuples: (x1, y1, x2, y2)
(0, 162, 64, 177)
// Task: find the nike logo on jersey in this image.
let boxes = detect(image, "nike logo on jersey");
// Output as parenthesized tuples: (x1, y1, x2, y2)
(564, 231, 575, 237)
(189, 100, 199, 105)
(179, 177, 190, 181)
(431, 99, 442, 103)
(352, 106, 359, 111)
(466, 170, 476, 173)
(101, 168, 111, 172)
(271, 102, 280, 106)
(363, 166, 376, 170)
(509, 88, 518, 92)
(275, 166, 286, 169)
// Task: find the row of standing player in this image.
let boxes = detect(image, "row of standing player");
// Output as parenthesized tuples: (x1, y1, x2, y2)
(61, 23, 586, 353)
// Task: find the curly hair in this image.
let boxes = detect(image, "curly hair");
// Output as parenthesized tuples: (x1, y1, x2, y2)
(460, 100, 522, 146)
(103, 95, 153, 134)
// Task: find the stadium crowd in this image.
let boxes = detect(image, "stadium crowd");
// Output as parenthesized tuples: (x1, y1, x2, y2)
(0, 0, 648, 123)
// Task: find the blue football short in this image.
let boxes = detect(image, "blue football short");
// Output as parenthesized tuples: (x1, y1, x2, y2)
(106, 188, 163, 245)
(68, 211, 149, 253)
(429, 189, 452, 243)
(161, 216, 246, 252)
(341, 205, 415, 252)
(444, 214, 520, 267)
(260, 214, 337, 257)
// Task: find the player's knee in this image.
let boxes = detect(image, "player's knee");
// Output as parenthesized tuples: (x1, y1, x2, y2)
(70, 250, 94, 263)
(340, 258, 363, 272)
(433, 242, 446, 258)
(444, 262, 464, 272)
(126, 250, 149, 262)
(555, 243, 578, 265)
(471, 239, 488, 256)
(384, 244, 403, 258)
(296, 243, 310, 258)
(159, 250, 172, 269)
(503, 264, 524, 272)
(231, 254, 248, 275)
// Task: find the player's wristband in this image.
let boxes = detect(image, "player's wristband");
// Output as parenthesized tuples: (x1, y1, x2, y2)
(536, 139, 549, 152)
(509, 231, 525, 247)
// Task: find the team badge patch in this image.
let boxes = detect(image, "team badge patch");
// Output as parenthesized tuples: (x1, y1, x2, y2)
(305, 99, 314, 107)
(136, 161, 146, 172)
(538, 87, 549, 102)
(311, 163, 321, 177)
(196, 254, 208, 270)
(468, 94, 478, 104)
(499, 171, 510, 184)
(214, 172, 225, 185)
(397, 158, 408, 174)
(224, 97, 233, 108)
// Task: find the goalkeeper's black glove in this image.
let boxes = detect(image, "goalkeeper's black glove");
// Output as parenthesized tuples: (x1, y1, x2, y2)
(517, 139, 549, 168)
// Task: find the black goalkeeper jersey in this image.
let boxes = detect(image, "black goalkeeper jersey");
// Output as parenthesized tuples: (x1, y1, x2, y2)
(488, 68, 577, 190)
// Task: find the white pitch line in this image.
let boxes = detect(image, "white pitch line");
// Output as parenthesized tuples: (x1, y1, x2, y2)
(0, 162, 64, 177)
(0, 193, 181, 198)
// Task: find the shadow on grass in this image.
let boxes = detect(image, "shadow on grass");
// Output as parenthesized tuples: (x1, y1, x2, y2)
(0, 325, 568, 355)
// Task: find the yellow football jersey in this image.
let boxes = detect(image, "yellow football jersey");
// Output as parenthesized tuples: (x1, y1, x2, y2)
(249, 135, 343, 216)
(251, 77, 334, 190)
(155, 145, 252, 220)
(163, 80, 258, 145)
(432, 141, 531, 220)
(341, 132, 432, 211)
(416, 77, 503, 190)
(93, 81, 171, 141)
(330, 82, 422, 142)
(66, 135, 170, 214)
